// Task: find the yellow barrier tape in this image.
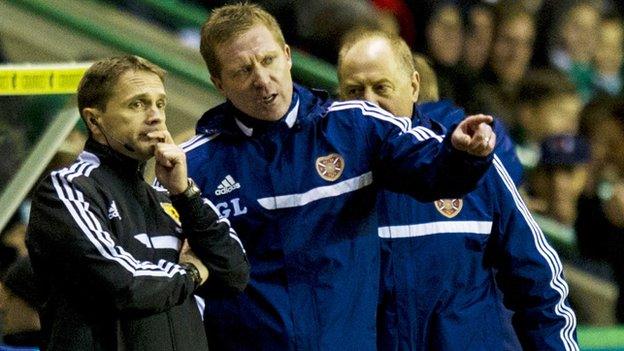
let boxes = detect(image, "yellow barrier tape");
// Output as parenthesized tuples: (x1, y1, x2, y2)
(0, 63, 92, 95)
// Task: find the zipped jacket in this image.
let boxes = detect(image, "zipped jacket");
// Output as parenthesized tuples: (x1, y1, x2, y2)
(26, 139, 249, 350)
(183, 85, 493, 350)
(376, 103, 579, 351)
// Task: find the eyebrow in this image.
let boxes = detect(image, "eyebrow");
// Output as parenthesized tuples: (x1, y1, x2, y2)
(123, 93, 166, 103)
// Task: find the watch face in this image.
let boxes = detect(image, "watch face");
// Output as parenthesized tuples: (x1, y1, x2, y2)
(187, 179, 201, 197)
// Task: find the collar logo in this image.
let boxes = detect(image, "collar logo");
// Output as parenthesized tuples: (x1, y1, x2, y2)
(160, 202, 181, 226)
(315, 153, 345, 181)
(434, 199, 463, 218)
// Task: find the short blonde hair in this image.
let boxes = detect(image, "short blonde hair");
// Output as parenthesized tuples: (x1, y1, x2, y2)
(200, 3, 286, 78)
(337, 28, 415, 81)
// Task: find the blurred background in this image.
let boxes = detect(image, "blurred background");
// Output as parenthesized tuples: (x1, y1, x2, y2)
(1, 0, 624, 349)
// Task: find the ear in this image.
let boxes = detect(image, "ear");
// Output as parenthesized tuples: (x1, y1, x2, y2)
(411, 70, 420, 103)
(82, 108, 101, 135)
(210, 75, 225, 96)
(284, 44, 292, 70)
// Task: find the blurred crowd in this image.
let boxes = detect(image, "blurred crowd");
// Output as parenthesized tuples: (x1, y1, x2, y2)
(1, 0, 624, 346)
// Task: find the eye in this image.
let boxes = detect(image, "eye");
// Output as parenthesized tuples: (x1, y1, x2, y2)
(156, 99, 166, 109)
(130, 100, 145, 109)
(262, 55, 274, 65)
(346, 87, 362, 98)
(375, 84, 391, 95)
(237, 65, 252, 76)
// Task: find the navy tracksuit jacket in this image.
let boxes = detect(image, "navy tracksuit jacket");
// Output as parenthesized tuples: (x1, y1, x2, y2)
(183, 85, 492, 350)
(376, 101, 579, 351)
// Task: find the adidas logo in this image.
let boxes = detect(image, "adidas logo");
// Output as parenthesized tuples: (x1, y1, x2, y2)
(215, 175, 241, 195)
(108, 200, 121, 220)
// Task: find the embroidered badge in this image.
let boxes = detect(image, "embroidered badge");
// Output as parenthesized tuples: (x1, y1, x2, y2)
(160, 202, 181, 226)
(315, 153, 345, 181)
(434, 199, 463, 218)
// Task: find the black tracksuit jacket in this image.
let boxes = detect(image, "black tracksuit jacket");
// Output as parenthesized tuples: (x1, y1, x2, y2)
(26, 139, 249, 350)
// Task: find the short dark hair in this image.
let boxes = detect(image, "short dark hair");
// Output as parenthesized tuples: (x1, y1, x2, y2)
(517, 69, 577, 104)
(77, 55, 165, 118)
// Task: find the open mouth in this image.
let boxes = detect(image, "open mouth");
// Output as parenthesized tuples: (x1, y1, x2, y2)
(262, 93, 277, 105)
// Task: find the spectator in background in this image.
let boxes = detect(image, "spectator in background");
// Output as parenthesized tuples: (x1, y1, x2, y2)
(576, 99, 624, 322)
(593, 14, 624, 97)
(465, 1, 536, 125)
(294, 0, 389, 63)
(515, 69, 582, 167)
(528, 134, 591, 225)
(412, 48, 525, 184)
(548, 0, 601, 102)
(370, 0, 416, 47)
(462, 3, 495, 74)
(0, 257, 41, 350)
(412, 53, 439, 103)
(575, 97, 619, 262)
(424, 2, 463, 101)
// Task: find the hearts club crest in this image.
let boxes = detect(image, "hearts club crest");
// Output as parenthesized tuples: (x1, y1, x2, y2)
(434, 199, 463, 218)
(315, 153, 345, 181)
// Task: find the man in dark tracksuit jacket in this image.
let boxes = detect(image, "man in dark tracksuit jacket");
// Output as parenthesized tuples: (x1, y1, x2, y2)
(338, 30, 579, 350)
(184, 5, 497, 350)
(26, 56, 249, 350)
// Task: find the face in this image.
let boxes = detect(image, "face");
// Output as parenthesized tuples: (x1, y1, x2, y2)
(546, 166, 588, 225)
(536, 94, 582, 138)
(597, 118, 624, 172)
(595, 20, 624, 75)
(491, 15, 535, 86)
(339, 37, 419, 118)
(86, 70, 167, 160)
(211, 25, 293, 121)
(561, 5, 600, 63)
(426, 5, 463, 66)
(463, 7, 495, 70)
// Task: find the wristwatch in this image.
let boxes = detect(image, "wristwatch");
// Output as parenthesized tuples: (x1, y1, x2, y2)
(171, 178, 201, 201)
(180, 262, 202, 289)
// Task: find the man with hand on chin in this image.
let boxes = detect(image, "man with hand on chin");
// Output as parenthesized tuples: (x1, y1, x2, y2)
(26, 55, 249, 351)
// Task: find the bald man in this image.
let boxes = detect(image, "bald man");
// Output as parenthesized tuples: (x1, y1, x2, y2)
(338, 29, 579, 351)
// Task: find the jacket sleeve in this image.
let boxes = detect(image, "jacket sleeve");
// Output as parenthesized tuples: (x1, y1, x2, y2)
(491, 118, 524, 185)
(171, 193, 250, 295)
(487, 154, 579, 351)
(340, 100, 492, 201)
(26, 173, 196, 316)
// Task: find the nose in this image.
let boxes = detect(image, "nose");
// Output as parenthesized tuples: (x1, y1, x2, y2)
(362, 88, 379, 106)
(145, 105, 165, 126)
(252, 66, 270, 89)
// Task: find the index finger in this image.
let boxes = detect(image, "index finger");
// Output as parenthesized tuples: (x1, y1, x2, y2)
(162, 130, 174, 144)
(464, 114, 493, 128)
(147, 130, 175, 144)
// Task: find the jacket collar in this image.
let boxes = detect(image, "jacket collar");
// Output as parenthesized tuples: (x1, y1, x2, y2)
(83, 138, 146, 177)
(414, 101, 451, 135)
(195, 84, 332, 138)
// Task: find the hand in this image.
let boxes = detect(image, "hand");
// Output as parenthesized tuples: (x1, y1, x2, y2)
(152, 130, 188, 195)
(451, 114, 496, 157)
(179, 240, 209, 285)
